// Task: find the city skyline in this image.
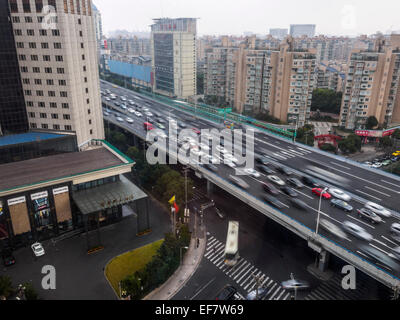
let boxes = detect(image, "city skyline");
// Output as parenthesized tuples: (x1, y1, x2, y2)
(93, 0, 400, 37)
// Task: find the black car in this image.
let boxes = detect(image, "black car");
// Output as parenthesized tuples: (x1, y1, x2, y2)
(287, 177, 304, 188)
(302, 176, 319, 188)
(357, 208, 383, 224)
(264, 195, 284, 209)
(330, 199, 353, 213)
(215, 285, 237, 300)
(256, 156, 270, 165)
(114, 102, 120, 106)
(276, 166, 293, 176)
(2, 250, 16, 267)
(257, 164, 274, 175)
(262, 182, 279, 195)
(281, 186, 298, 197)
(157, 118, 166, 124)
(290, 198, 308, 211)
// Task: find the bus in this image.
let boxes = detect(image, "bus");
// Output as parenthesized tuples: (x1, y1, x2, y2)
(224, 221, 240, 266)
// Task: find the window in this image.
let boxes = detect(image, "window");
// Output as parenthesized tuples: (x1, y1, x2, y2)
(22, 0, 31, 12)
(38, 102, 45, 108)
(62, 103, 69, 109)
(41, 124, 49, 129)
(85, 88, 89, 93)
(25, 90, 32, 96)
(31, 55, 38, 61)
(30, 123, 37, 129)
(41, 43, 49, 49)
(29, 42, 37, 49)
(43, 55, 51, 61)
(52, 30, 60, 36)
(14, 29, 22, 36)
(33, 67, 40, 73)
(35, 0, 43, 12)
(34, 79, 42, 85)
(89, 119, 92, 125)
(46, 79, 54, 85)
(90, 129, 93, 135)
(12, 17, 20, 23)
(59, 80, 66, 86)
(50, 102, 57, 108)
(39, 29, 47, 36)
(63, 114, 71, 120)
(86, 99, 90, 104)
(27, 29, 35, 36)
(65, 125, 72, 131)
(23, 78, 30, 84)
(37, 16, 43, 23)
(48, 91, 56, 97)
(28, 112, 35, 118)
(55, 55, 63, 62)
(40, 113, 47, 119)
(19, 55, 26, 61)
(84, 77, 88, 83)
(57, 68, 65, 74)
(27, 101, 34, 107)
(51, 114, 58, 119)
(88, 109, 91, 114)
(16, 42, 24, 48)
(10, 0, 18, 13)
(60, 91, 68, 97)
(25, 16, 33, 23)
(48, 0, 57, 11)
(21, 66, 28, 73)
(45, 67, 52, 74)
(79, 31, 83, 37)
(54, 43, 62, 49)
(83, 66, 87, 72)
(82, 54, 85, 60)
(81, 43, 84, 49)
(53, 124, 60, 130)
(36, 90, 44, 96)
(78, 19, 81, 25)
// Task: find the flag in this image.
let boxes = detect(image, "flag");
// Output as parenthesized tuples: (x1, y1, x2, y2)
(168, 195, 176, 205)
(173, 202, 179, 214)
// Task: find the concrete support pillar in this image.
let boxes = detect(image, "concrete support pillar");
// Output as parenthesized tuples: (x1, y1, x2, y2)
(206, 180, 214, 197)
(317, 250, 330, 272)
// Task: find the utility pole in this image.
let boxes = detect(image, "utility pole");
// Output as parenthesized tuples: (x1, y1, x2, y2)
(290, 273, 297, 300)
(183, 166, 189, 209)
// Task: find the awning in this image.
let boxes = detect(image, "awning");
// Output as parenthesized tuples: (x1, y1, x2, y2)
(72, 175, 147, 215)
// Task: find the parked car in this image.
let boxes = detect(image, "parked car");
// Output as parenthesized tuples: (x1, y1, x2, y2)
(215, 285, 238, 300)
(357, 208, 383, 224)
(364, 202, 392, 218)
(2, 250, 16, 267)
(330, 199, 353, 212)
(341, 221, 373, 242)
(31, 242, 45, 257)
(281, 186, 298, 197)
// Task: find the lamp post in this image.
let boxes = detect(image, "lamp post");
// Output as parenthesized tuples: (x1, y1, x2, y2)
(180, 246, 189, 266)
(315, 187, 328, 235)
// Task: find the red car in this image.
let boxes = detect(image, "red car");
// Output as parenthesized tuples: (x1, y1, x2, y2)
(312, 188, 331, 199)
(192, 128, 201, 135)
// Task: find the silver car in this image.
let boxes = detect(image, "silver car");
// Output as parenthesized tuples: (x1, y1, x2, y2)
(341, 221, 373, 242)
(328, 188, 352, 201)
(229, 175, 249, 189)
(390, 223, 400, 242)
(364, 202, 391, 218)
(319, 219, 347, 239)
(281, 279, 310, 290)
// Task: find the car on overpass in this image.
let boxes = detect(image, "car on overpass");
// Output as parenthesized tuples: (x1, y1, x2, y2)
(229, 175, 249, 189)
(262, 182, 279, 196)
(287, 177, 304, 189)
(390, 223, 400, 242)
(143, 122, 153, 131)
(267, 175, 285, 186)
(243, 168, 261, 178)
(356, 208, 383, 224)
(125, 117, 134, 124)
(116, 117, 124, 122)
(364, 202, 392, 218)
(276, 165, 293, 176)
(328, 188, 352, 201)
(258, 164, 275, 175)
(319, 219, 347, 239)
(312, 188, 331, 199)
(264, 195, 284, 209)
(281, 186, 298, 198)
(341, 221, 373, 242)
(256, 156, 270, 166)
(289, 198, 308, 211)
(330, 199, 353, 212)
(359, 245, 400, 272)
(302, 176, 320, 188)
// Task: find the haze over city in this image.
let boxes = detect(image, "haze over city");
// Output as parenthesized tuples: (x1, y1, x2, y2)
(94, 0, 400, 36)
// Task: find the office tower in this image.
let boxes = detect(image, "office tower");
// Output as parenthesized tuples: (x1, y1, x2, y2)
(92, 2, 102, 51)
(269, 28, 288, 40)
(8, 0, 104, 147)
(151, 18, 197, 99)
(0, 0, 28, 135)
(339, 35, 400, 129)
(204, 37, 316, 126)
(290, 24, 316, 38)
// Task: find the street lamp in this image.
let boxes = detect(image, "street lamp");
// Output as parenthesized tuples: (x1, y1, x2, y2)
(315, 187, 328, 235)
(180, 246, 189, 266)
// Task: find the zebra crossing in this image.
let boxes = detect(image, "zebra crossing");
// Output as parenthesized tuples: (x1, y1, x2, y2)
(205, 236, 291, 300)
(304, 274, 371, 300)
(189, 189, 208, 203)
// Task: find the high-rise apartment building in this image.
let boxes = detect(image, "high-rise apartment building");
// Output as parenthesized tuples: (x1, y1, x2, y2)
(290, 24, 316, 38)
(0, 0, 28, 135)
(151, 18, 197, 99)
(269, 28, 288, 40)
(339, 35, 400, 129)
(204, 37, 317, 125)
(7, 0, 104, 147)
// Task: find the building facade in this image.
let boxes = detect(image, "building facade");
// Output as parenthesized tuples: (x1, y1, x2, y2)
(290, 24, 316, 38)
(8, 0, 104, 147)
(269, 28, 288, 40)
(0, 0, 29, 135)
(151, 18, 197, 99)
(339, 35, 400, 129)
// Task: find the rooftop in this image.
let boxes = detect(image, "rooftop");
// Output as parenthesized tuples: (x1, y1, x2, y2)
(0, 147, 127, 193)
(0, 132, 68, 148)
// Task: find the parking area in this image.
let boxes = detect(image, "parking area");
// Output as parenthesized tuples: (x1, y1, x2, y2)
(0, 200, 170, 300)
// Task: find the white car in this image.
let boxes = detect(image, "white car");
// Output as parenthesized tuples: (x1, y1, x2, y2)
(372, 163, 382, 168)
(105, 97, 111, 102)
(244, 168, 261, 178)
(319, 219, 347, 239)
(224, 154, 238, 164)
(116, 117, 124, 122)
(224, 161, 236, 168)
(267, 175, 285, 186)
(215, 145, 225, 153)
(135, 112, 143, 117)
(328, 188, 352, 201)
(203, 155, 219, 164)
(128, 108, 135, 113)
(229, 175, 249, 189)
(364, 202, 392, 218)
(145, 112, 153, 117)
(341, 221, 373, 242)
(142, 107, 149, 112)
(31, 242, 45, 257)
(198, 143, 210, 152)
(126, 117, 134, 124)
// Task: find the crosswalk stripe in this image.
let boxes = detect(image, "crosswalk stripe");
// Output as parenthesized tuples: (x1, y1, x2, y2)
(226, 259, 246, 275)
(239, 268, 258, 287)
(205, 244, 224, 258)
(283, 292, 290, 300)
(205, 240, 222, 253)
(275, 289, 286, 300)
(205, 238, 218, 249)
(232, 262, 252, 279)
(236, 265, 255, 284)
(247, 272, 265, 292)
(268, 286, 283, 300)
(244, 271, 263, 291)
(209, 248, 225, 263)
(263, 283, 277, 298)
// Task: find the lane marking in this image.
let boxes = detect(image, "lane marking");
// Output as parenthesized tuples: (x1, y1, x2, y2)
(365, 186, 391, 197)
(330, 162, 351, 170)
(381, 236, 398, 246)
(369, 243, 392, 256)
(381, 180, 400, 188)
(373, 238, 394, 250)
(190, 277, 216, 300)
(295, 190, 314, 200)
(347, 215, 376, 230)
(356, 189, 382, 202)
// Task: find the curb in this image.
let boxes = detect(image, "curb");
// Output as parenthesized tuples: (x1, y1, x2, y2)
(143, 228, 207, 300)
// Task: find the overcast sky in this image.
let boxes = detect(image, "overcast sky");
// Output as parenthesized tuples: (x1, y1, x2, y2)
(93, 0, 400, 37)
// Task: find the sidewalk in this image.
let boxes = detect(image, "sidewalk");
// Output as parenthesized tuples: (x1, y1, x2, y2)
(143, 225, 207, 300)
